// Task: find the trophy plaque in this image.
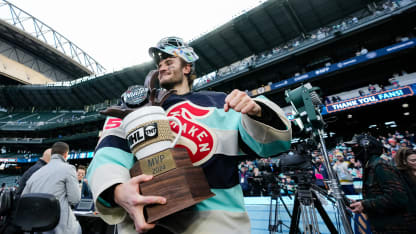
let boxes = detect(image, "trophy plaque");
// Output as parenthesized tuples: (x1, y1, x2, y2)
(129, 148, 214, 223)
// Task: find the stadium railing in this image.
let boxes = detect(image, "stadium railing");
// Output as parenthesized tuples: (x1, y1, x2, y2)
(43, 130, 100, 144)
(0, 111, 105, 131)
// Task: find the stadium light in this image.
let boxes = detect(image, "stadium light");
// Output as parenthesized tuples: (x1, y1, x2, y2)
(402, 103, 409, 108)
(403, 112, 410, 116)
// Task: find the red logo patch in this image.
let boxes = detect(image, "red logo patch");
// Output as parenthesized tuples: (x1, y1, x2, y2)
(167, 102, 216, 165)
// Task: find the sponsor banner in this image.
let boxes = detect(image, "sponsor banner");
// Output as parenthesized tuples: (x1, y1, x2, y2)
(272, 80, 291, 90)
(250, 85, 271, 96)
(0, 158, 17, 162)
(322, 85, 415, 114)
(249, 38, 416, 96)
(8, 152, 94, 163)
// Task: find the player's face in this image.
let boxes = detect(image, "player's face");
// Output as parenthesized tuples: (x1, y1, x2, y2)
(157, 57, 185, 90)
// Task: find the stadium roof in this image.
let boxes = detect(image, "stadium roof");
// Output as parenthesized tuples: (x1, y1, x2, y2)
(0, 0, 382, 109)
(0, 19, 92, 78)
(190, 0, 376, 76)
(0, 63, 154, 108)
(0, 0, 106, 78)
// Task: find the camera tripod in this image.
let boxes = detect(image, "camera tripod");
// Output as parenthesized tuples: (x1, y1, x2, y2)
(289, 183, 338, 234)
(268, 184, 292, 233)
(285, 83, 354, 233)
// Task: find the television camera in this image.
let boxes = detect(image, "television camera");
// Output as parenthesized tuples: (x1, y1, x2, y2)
(278, 83, 353, 234)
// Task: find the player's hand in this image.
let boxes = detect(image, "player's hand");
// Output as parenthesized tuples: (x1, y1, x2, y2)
(114, 174, 166, 233)
(224, 89, 262, 117)
(349, 201, 364, 214)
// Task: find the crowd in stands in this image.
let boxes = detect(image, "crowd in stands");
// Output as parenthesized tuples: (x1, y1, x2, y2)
(1, 130, 415, 198)
(193, 0, 415, 89)
(238, 130, 415, 197)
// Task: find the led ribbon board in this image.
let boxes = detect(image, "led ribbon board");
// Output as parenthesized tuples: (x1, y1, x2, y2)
(322, 85, 415, 114)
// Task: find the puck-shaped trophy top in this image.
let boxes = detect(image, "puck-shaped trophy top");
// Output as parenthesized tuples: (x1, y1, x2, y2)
(121, 85, 149, 108)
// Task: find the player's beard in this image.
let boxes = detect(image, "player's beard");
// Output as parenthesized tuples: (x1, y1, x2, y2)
(160, 77, 182, 90)
(159, 71, 185, 90)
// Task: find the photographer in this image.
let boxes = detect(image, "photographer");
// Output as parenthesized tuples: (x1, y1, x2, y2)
(346, 134, 416, 233)
(239, 165, 252, 197)
(250, 167, 263, 196)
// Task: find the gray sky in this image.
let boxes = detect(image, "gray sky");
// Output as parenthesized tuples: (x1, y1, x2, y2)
(7, 0, 264, 72)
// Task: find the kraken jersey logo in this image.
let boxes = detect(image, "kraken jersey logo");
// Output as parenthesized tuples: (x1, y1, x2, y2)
(167, 102, 217, 166)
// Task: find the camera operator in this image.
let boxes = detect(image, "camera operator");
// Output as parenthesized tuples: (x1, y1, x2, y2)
(257, 159, 281, 196)
(345, 134, 416, 233)
(250, 167, 264, 196)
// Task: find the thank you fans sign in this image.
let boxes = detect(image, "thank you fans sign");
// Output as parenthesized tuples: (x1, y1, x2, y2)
(323, 85, 414, 114)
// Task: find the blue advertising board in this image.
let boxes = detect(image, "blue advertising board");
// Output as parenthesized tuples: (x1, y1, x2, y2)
(249, 38, 416, 96)
(321, 85, 415, 115)
(12, 151, 94, 163)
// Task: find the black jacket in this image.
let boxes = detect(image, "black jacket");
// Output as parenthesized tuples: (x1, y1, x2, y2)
(15, 159, 47, 199)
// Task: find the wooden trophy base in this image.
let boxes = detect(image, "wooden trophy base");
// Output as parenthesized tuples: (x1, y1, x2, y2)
(129, 148, 215, 223)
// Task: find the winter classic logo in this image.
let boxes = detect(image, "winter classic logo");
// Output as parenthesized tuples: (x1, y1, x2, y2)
(167, 102, 217, 166)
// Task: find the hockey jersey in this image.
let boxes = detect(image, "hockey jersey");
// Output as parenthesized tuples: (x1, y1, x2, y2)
(87, 91, 292, 234)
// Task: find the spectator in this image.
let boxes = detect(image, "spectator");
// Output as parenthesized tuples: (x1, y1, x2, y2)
(333, 152, 356, 195)
(368, 84, 377, 94)
(388, 137, 399, 153)
(324, 96, 331, 105)
(378, 84, 386, 92)
(395, 148, 416, 203)
(389, 77, 399, 88)
(313, 155, 328, 189)
(347, 135, 416, 233)
(404, 130, 415, 144)
(77, 165, 92, 199)
(360, 47, 368, 55)
(22, 142, 81, 234)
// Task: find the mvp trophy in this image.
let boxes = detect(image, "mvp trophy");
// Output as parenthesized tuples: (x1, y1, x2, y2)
(102, 85, 214, 223)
